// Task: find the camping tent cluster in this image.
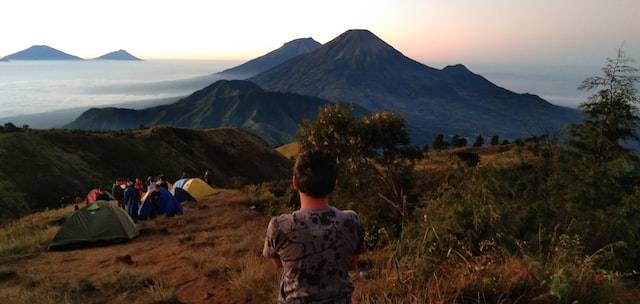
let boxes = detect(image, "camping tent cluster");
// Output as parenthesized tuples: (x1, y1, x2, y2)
(50, 178, 216, 250)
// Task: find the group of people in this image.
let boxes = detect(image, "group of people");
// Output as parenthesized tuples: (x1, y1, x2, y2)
(110, 175, 171, 222)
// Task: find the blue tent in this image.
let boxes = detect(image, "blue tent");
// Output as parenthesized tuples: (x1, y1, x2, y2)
(138, 188, 183, 220)
(172, 178, 196, 203)
(174, 178, 190, 189)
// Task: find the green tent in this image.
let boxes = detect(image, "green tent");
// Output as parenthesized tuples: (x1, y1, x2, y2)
(49, 201, 138, 250)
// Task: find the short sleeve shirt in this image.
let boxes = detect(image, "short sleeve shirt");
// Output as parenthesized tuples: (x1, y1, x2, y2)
(263, 206, 365, 303)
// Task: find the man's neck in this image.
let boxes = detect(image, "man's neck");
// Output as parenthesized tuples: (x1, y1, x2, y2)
(299, 192, 330, 210)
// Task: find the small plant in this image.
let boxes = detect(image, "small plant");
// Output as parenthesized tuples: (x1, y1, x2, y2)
(144, 280, 181, 304)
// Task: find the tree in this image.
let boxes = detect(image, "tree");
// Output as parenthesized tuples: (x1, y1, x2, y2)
(490, 135, 500, 146)
(3, 122, 17, 132)
(566, 48, 640, 162)
(473, 135, 485, 147)
(451, 135, 467, 148)
(551, 49, 640, 266)
(298, 104, 421, 228)
(433, 134, 449, 150)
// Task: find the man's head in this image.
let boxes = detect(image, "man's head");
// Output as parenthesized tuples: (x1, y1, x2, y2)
(293, 150, 338, 198)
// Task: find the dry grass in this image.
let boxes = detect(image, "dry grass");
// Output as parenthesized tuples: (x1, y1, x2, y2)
(227, 254, 278, 301)
(0, 206, 72, 259)
(142, 280, 181, 304)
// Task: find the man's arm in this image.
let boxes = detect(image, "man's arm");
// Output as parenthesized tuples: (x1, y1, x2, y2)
(263, 217, 282, 267)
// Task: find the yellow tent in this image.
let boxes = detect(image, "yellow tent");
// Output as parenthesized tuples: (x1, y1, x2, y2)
(183, 178, 216, 200)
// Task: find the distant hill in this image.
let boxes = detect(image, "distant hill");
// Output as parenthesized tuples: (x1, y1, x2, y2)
(251, 29, 581, 142)
(0, 96, 179, 129)
(1, 45, 82, 60)
(217, 38, 321, 79)
(0, 127, 290, 221)
(95, 49, 142, 61)
(65, 80, 356, 145)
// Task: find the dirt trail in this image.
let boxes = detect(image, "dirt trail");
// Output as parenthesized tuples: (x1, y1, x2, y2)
(10, 189, 275, 303)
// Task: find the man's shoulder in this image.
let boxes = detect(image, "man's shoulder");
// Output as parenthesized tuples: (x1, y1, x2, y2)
(268, 213, 294, 230)
(331, 207, 360, 222)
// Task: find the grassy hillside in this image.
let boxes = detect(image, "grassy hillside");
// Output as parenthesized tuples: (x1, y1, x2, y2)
(2, 145, 638, 303)
(64, 80, 350, 146)
(0, 127, 291, 221)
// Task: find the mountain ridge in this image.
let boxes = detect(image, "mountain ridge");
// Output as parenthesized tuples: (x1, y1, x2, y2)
(250, 29, 581, 142)
(217, 38, 321, 78)
(64, 80, 357, 145)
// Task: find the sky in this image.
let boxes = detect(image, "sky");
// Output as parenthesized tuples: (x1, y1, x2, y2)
(1, 0, 639, 65)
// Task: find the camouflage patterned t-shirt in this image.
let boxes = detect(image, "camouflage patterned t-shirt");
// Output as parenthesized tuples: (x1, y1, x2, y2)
(263, 206, 365, 304)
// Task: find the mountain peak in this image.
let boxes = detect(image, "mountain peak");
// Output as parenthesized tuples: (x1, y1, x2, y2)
(218, 37, 321, 78)
(282, 37, 319, 47)
(2, 45, 82, 61)
(96, 49, 141, 61)
(442, 64, 473, 73)
(320, 29, 400, 60)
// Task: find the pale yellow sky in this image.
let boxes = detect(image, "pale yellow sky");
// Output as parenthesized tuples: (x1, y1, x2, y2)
(1, 0, 638, 65)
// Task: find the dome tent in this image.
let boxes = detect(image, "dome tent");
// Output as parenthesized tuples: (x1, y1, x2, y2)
(182, 178, 216, 200)
(138, 187, 183, 220)
(172, 178, 195, 203)
(49, 201, 138, 250)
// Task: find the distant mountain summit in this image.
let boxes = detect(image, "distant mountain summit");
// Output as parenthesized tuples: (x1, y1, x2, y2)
(95, 49, 142, 61)
(1, 45, 82, 60)
(65, 80, 355, 145)
(217, 38, 321, 78)
(251, 29, 580, 142)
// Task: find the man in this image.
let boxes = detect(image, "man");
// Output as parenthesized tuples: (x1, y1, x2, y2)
(203, 170, 211, 186)
(123, 181, 140, 222)
(263, 150, 364, 303)
(112, 181, 125, 209)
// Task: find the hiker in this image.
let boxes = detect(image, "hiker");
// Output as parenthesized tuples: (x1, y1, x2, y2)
(112, 181, 125, 209)
(156, 174, 169, 190)
(124, 181, 140, 222)
(263, 150, 364, 303)
(203, 170, 211, 186)
(134, 178, 145, 197)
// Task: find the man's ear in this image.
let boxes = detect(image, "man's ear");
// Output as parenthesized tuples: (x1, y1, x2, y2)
(292, 175, 299, 190)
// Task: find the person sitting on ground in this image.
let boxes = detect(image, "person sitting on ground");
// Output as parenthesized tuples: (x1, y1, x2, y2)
(263, 150, 365, 303)
(123, 181, 140, 222)
(148, 190, 162, 219)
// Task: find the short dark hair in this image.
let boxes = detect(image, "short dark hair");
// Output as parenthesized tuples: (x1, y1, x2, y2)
(293, 150, 338, 198)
